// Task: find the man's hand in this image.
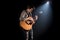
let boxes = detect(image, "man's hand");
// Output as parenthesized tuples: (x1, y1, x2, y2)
(35, 15, 38, 20)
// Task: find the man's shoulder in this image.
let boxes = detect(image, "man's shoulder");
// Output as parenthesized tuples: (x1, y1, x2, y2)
(21, 10, 27, 14)
(22, 10, 26, 12)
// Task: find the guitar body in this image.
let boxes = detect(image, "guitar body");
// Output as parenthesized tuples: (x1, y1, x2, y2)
(20, 17, 35, 31)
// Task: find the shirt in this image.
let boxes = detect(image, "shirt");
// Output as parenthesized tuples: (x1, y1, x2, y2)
(19, 10, 32, 21)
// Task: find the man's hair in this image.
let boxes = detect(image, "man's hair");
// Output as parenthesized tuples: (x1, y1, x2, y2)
(26, 5, 34, 9)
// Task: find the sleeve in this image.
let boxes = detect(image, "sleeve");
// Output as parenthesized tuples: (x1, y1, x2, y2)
(19, 11, 26, 21)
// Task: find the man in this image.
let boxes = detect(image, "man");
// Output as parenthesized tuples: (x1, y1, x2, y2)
(20, 5, 38, 21)
(19, 5, 38, 40)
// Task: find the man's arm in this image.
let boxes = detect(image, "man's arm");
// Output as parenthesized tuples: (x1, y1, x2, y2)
(19, 10, 26, 21)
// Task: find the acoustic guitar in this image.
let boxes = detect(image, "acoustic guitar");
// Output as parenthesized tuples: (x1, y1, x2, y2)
(20, 16, 36, 31)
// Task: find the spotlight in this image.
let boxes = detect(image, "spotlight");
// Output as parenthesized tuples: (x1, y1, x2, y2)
(46, 1, 49, 4)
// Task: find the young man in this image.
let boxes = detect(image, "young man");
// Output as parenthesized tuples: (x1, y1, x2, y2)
(19, 5, 38, 40)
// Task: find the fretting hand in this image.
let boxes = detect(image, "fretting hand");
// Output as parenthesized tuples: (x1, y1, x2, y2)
(35, 15, 38, 20)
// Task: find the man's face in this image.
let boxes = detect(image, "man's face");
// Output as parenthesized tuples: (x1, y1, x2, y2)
(27, 8, 33, 13)
(30, 8, 33, 12)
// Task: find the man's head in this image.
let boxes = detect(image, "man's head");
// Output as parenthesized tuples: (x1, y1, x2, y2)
(26, 5, 35, 13)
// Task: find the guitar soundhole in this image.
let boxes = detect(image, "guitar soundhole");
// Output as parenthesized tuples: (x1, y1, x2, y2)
(25, 20, 33, 25)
